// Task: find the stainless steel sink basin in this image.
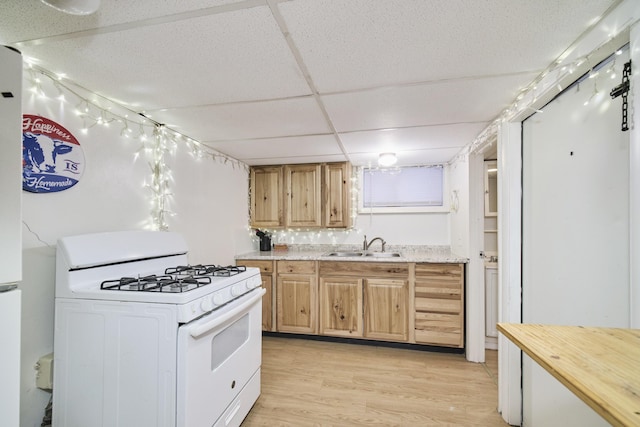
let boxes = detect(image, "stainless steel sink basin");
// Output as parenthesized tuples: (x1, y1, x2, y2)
(324, 251, 402, 258)
(364, 252, 401, 258)
(325, 251, 364, 257)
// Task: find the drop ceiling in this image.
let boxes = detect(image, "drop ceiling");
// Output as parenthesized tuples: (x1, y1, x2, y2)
(0, 0, 619, 166)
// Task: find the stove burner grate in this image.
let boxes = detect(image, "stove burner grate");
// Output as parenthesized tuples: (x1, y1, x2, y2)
(165, 264, 246, 277)
(101, 274, 212, 293)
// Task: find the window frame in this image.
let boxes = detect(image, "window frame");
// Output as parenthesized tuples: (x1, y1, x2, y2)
(357, 164, 450, 214)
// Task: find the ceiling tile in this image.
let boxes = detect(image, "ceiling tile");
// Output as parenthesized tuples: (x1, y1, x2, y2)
(0, 0, 248, 43)
(150, 97, 330, 141)
(20, 5, 310, 109)
(206, 134, 343, 163)
(279, 0, 617, 92)
(323, 73, 537, 132)
(339, 123, 488, 153)
(350, 147, 462, 167)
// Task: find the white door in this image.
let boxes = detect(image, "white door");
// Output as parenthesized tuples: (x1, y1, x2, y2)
(521, 48, 630, 426)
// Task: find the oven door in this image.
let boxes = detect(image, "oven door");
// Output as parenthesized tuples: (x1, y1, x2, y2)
(176, 287, 265, 427)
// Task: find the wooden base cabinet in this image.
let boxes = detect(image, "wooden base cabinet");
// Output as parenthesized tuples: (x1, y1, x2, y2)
(319, 262, 409, 343)
(414, 263, 464, 348)
(319, 277, 363, 337)
(239, 260, 275, 331)
(276, 261, 317, 334)
(364, 278, 408, 341)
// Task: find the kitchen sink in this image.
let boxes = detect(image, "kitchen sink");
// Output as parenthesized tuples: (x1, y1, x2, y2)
(364, 252, 401, 258)
(325, 251, 364, 257)
(324, 251, 402, 258)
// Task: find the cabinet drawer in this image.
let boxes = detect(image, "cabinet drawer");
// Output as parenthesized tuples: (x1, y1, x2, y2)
(319, 261, 408, 278)
(277, 260, 316, 274)
(415, 280, 461, 298)
(415, 312, 462, 347)
(241, 260, 274, 274)
(415, 263, 463, 279)
(415, 297, 461, 314)
(415, 329, 462, 347)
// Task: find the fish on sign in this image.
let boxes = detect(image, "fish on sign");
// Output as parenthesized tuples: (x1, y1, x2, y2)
(22, 115, 85, 193)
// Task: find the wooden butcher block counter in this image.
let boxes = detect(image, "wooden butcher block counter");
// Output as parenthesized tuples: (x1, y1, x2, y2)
(497, 323, 640, 427)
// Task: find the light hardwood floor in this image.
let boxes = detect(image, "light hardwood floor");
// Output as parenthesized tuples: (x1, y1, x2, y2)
(242, 337, 509, 426)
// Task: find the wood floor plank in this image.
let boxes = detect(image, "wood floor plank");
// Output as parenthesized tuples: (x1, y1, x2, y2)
(243, 336, 508, 426)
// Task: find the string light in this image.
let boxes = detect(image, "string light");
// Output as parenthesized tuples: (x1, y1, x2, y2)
(452, 37, 628, 165)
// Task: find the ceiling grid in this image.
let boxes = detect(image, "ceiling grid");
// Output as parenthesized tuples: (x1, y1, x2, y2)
(0, 0, 620, 166)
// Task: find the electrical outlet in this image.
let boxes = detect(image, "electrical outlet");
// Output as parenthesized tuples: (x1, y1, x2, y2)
(35, 353, 53, 390)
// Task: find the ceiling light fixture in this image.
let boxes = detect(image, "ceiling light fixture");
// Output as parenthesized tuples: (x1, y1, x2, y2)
(378, 152, 397, 167)
(40, 0, 100, 15)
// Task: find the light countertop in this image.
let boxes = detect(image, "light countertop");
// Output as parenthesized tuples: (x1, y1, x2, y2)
(236, 245, 468, 264)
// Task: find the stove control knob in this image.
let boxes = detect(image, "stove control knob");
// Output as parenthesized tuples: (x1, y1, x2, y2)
(200, 298, 213, 312)
(231, 285, 243, 297)
(252, 276, 262, 288)
(213, 294, 225, 306)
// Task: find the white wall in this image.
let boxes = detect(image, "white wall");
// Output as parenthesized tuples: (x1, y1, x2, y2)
(19, 74, 252, 427)
(448, 156, 470, 257)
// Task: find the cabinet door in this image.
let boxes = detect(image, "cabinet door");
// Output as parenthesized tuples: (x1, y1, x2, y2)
(250, 166, 283, 227)
(484, 160, 498, 217)
(240, 260, 275, 331)
(319, 277, 362, 337)
(276, 274, 317, 334)
(284, 164, 321, 227)
(364, 278, 408, 342)
(261, 275, 273, 331)
(323, 162, 352, 228)
(485, 267, 498, 338)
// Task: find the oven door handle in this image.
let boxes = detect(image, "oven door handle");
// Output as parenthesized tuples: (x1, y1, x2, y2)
(189, 288, 266, 339)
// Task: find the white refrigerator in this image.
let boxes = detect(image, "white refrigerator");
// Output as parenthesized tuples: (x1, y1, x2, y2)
(0, 44, 23, 427)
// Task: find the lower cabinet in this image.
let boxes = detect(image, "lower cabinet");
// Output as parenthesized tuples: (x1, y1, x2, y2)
(414, 263, 464, 348)
(319, 277, 363, 337)
(276, 260, 317, 334)
(363, 278, 408, 341)
(239, 259, 275, 332)
(319, 262, 409, 343)
(239, 258, 463, 349)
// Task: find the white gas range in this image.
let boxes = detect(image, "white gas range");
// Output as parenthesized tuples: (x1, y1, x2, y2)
(53, 230, 265, 427)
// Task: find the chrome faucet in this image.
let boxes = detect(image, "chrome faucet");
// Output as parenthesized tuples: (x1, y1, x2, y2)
(363, 235, 386, 252)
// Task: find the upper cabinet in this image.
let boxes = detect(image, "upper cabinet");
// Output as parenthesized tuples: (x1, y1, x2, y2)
(484, 160, 498, 217)
(250, 162, 352, 229)
(284, 164, 322, 228)
(323, 162, 352, 229)
(250, 166, 284, 228)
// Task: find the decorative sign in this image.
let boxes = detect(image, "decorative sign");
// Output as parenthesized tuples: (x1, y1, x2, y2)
(22, 115, 85, 193)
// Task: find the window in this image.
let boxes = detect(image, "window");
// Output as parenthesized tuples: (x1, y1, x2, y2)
(360, 165, 446, 213)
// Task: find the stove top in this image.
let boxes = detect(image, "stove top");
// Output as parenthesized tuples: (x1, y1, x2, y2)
(55, 232, 263, 322)
(100, 265, 247, 294)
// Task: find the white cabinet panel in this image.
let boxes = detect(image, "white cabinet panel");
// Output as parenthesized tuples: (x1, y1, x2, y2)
(0, 46, 22, 284)
(0, 288, 21, 427)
